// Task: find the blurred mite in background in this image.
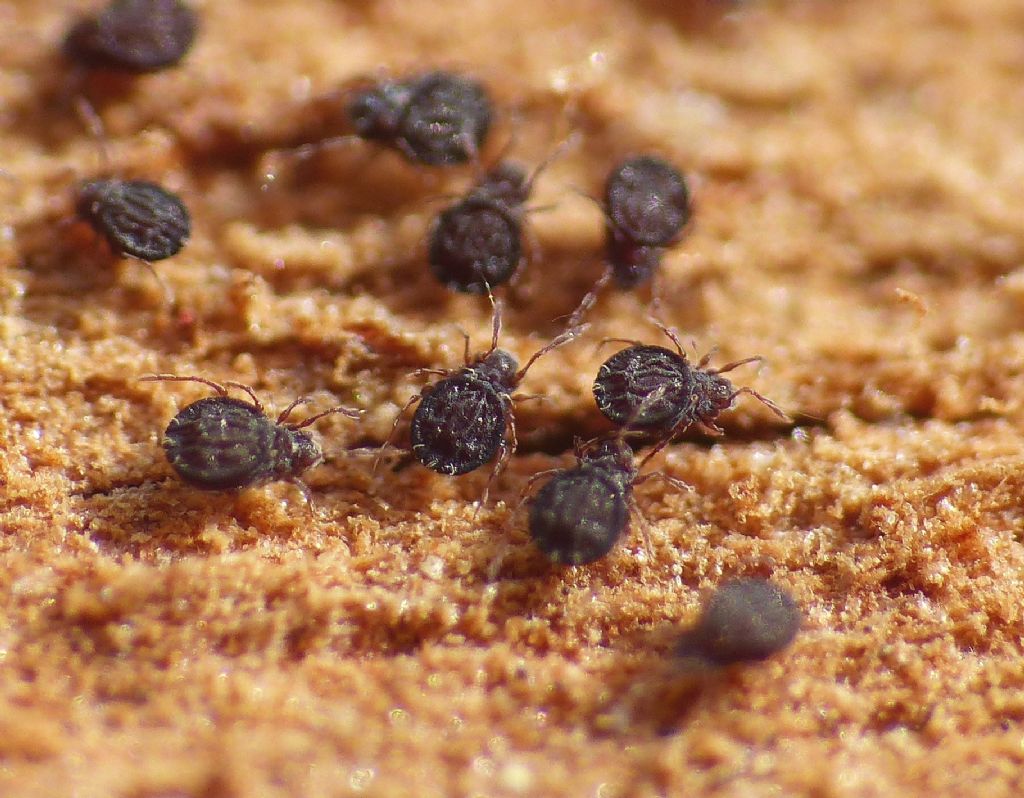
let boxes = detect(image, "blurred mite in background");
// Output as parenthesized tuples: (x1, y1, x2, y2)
(72, 100, 190, 266)
(569, 155, 692, 325)
(676, 578, 801, 667)
(261, 71, 495, 181)
(348, 71, 492, 166)
(9, 96, 191, 312)
(427, 136, 576, 294)
(63, 0, 198, 75)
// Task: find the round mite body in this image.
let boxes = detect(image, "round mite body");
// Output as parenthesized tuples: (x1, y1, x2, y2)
(676, 578, 801, 666)
(604, 156, 690, 288)
(164, 396, 320, 491)
(565, 155, 691, 325)
(76, 178, 191, 261)
(347, 71, 493, 166)
(428, 163, 529, 294)
(605, 156, 691, 248)
(528, 439, 637, 565)
(63, 0, 198, 74)
(410, 349, 517, 475)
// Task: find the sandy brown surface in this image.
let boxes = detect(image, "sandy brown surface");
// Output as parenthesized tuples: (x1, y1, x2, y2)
(3, 0, 1024, 795)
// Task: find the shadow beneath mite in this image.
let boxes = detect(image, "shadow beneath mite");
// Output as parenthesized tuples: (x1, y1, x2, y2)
(588, 622, 749, 737)
(2, 55, 141, 155)
(78, 478, 273, 557)
(234, 145, 459, 231)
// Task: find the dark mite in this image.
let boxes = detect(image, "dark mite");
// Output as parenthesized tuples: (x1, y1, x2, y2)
(428, 136, 576, 293)
(524, 436, 688, 566)
(378, 298, 584, 502)
(606, 156, 691, 251)
(63, 0, 198, 74)
(427, 162, 531, 293)
(676, 578, 801, 666)
(568, 155, 691, 324)
(347, 71, 493, 166)
(593, 319, 788, 444)
(77, 178, 190, 262)
(605, 155, 690, 289)
(143, 374, 359, 503)
(67, 98, 191, 268)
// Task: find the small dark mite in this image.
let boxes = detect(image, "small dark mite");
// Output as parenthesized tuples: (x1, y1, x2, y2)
(347, 71, 493, 166)
(522, 411, 691, 565)
(605, 155, 691, 250)
(63, 0, 198, 74)
(593, 319, 788, 442)
(527, 438, 637, 565)
(567, 155, 691, 324)
(676, 578, 801, 666)
(428, 162, 530, 293)
(604, 154, 690, 289)
(379, 298, 584, 501)
(77, 178, 190, 261)
(143, 375, 359, 502)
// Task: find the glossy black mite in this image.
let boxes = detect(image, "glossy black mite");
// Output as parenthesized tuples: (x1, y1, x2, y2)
(524, 434, 689, 566)
(347, 71, 493, 166)
(379, 300, 583, 500)
(593, 320, 787, 443)
(428, 162, 530, 293)
(676, 578, 801, 666)
(63, 0, 198, 74)
(77, 179, 191, 261)
(143, 375, 358, 500)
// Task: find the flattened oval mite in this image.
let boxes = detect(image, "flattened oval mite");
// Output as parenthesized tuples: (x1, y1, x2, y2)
(77, 179, 191, 261)
(144, 375, 358, 493)
(63, 0, 198, 74)
(593, 344, 698, 432)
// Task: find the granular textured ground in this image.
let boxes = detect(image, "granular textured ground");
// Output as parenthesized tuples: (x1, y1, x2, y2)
(3, 1, 1024, 796)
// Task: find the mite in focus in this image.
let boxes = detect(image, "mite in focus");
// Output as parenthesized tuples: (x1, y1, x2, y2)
(593, 319, 788, 446)
(379, 298, 583, 502)
(144, 375, 358, 501)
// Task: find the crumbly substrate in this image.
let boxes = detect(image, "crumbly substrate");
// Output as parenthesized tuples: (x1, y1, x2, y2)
(3, 1, 1024, 796)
